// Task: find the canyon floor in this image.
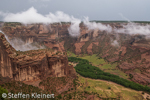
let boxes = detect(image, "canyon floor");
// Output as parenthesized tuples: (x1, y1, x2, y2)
(1, 22, 150, 99)
(1, 51, 149, 100)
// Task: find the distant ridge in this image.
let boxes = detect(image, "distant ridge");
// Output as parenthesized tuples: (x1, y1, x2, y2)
(90, 20, 150, 23)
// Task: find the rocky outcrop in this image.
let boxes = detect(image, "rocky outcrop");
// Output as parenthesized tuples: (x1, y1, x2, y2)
(118, 62, 136, 70)
(0, 32, 76, 81)
(39, 24, 49, 34)
(74, 42, 85, 54)
(2, 22, 150, 85)
(87, 43, 93, 54)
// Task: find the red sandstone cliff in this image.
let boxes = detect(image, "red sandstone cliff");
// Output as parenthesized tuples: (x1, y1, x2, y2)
(2, 22, 150, 86)
(0, 32, 76, 81)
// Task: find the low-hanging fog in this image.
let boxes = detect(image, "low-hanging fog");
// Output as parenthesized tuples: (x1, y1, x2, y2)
(0, 7, 150, 49)
(0, 30, 44, 51)
(0, 7, 81, 37)
(1, 7, 150, 36)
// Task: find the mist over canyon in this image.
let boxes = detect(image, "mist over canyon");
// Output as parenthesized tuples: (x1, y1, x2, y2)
(1, 6, 150, 100)
(1, 7, 150, 38)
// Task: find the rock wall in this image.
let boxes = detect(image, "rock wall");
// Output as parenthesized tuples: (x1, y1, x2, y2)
(2, 22, 150, 85)
(0, 35, 13, 79)
(0, 32, 76, 81)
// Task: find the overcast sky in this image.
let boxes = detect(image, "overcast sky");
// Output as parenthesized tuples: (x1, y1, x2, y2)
(0, 0, 149, 21)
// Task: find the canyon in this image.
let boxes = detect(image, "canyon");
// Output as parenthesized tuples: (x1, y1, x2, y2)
(1, 22, 150, 86)
(0, 31, 76, 81)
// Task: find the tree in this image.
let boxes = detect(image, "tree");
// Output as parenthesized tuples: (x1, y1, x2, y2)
(0, 86, 8, 100)
(57, 94, 62, 99)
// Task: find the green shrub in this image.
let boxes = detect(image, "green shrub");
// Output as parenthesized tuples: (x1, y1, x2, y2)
(0, 86, 8, 100)
(129, 74, 133, 79)
(69, 94, 72, 99)
(57, 94, 62, 99)
(68, 57, 150, 93)
(108, 87, 111, 89)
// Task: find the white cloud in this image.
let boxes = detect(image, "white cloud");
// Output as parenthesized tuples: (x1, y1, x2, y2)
(0, 30, 44, 51)
(83, 17, 112, 33)
(83, 17, 150, 36)
(111, 40, 119, 47)
(8, 38, 45, 51)
(68, 20, 81, 37)
(114, 23, 150, 35)
(0, 7, 81, 37)
(0, 7, 80, 24)
(1, 7, 150, 38)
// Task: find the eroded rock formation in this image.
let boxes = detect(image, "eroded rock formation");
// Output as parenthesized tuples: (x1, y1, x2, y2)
(1, 22, 150, 85)
(0, 32, 76, 81)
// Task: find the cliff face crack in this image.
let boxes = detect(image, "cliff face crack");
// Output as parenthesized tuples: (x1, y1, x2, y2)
(0, 32, 76, 81)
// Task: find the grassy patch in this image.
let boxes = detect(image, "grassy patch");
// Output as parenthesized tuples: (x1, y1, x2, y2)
(67, 51, 77, 57)
(133, 69, 141, 73)
(105, 70, 129, 79)
(79, 54, 128, 79)
(79, 54, 106, 65)
(69, 57, 150, 93)
(67, 52, 130, 80)
(100, 64, 112, 69)
(77, 75, 143, 100)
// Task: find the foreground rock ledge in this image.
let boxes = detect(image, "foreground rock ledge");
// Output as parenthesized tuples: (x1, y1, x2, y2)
(0, 32, 76, 81)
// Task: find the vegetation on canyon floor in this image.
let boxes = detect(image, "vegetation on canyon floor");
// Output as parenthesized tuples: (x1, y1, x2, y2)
(0, 74, 146, 100)
(68, 57, 150, 93)
(67, 51, 129, 79)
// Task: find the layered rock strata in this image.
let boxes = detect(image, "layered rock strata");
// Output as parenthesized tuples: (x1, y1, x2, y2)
(0, 32, 76, 81)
